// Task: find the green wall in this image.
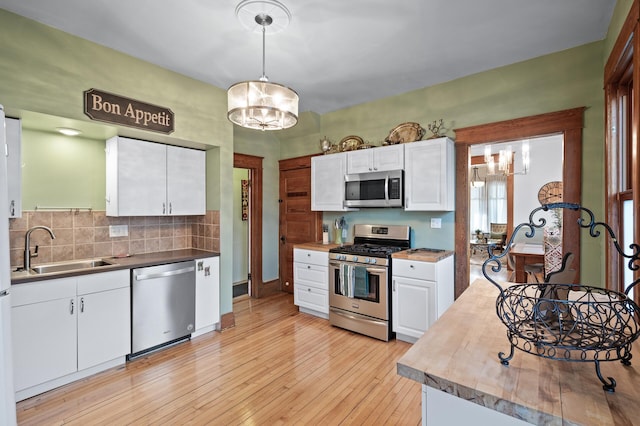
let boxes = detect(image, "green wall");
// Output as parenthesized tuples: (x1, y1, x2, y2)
(0, 9, 236, 315)
(277, 40, 605, 284)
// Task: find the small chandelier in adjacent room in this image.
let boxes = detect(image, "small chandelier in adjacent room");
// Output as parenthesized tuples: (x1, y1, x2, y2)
(470, 166, 485, 188)
(227, 0, 299, 131)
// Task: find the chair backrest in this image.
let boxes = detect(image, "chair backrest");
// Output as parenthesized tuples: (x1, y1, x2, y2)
(490, 222, 507, 234)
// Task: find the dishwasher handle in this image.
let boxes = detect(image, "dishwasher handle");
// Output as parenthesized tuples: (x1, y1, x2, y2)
(135, 266, 195, 281)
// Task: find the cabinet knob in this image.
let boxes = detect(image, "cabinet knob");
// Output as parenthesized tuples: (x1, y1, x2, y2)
(308, 288, 311, 292)
(69, 299, 74, 315)
(410, 264, 415, 269)
(80, 297, 85, 313)
(307, 265, 311, 269)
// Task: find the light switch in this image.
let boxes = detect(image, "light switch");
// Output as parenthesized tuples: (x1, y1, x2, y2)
(430, 218, 442, 229)
(109, 224, 129, 237)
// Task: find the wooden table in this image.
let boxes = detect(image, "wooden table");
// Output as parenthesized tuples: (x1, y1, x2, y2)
(511, 242, 544, 282)
(397, 279, 640, 425)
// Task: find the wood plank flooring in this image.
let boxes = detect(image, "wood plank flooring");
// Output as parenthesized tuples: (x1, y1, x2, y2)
(16, 293, 422, 425)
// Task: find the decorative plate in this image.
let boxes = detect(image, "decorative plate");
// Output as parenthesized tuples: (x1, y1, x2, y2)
(339, 135, 364, 151)
(385, 122, 425, 144)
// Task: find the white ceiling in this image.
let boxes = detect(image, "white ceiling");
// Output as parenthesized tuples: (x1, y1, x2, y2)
(0, 0, 617, 115)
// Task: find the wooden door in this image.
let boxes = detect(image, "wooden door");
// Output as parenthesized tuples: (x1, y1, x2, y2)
(279, 156, 322, 294)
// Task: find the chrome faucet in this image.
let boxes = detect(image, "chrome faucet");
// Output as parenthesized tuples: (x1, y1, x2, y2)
(23, 226, 56, 271)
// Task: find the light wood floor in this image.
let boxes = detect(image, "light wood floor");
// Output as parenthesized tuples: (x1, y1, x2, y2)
(16, 293, 421, 425)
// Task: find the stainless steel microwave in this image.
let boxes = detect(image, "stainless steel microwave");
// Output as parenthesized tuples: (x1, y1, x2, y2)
(344, 170, 403, 208)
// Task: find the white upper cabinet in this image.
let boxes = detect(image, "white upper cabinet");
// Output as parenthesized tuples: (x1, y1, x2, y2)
(312, 152, 352, 211)
(166, 145, 206, 215)
(404, 137, 455, 211)
(106, 136, 205, 216)
(346, 144, 404, 174)
(6, 117, 22, 218)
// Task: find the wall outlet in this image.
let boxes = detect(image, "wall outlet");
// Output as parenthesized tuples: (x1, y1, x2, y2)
(430, 218, 442, 229)
(109, 224, 129, 237)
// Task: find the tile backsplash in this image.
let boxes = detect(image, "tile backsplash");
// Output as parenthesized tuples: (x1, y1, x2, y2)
(9, 210, 220, 269)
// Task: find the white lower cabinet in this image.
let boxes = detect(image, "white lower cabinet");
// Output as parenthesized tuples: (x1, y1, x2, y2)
(293, 248, 329, 318)
(193, 256, 220, 337)
(11, 270, 130, 401)
(392, 256, 454, 343)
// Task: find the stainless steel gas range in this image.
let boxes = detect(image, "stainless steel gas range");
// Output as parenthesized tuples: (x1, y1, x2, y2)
(328, 224, 410, 341)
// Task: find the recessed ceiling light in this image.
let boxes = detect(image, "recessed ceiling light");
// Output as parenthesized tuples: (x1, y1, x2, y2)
(56, 127, 82, 136)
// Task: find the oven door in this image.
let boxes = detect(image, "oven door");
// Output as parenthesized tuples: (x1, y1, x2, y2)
(328, 260, 388, 320)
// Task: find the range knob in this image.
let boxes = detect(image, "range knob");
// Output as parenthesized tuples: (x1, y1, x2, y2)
(364, 257, 370, 263)
(353, 256, 358, 262)
(370, 258, 377, 264)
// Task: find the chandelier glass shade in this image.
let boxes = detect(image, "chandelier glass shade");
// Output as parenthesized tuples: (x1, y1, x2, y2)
(227, 79, 298, 130)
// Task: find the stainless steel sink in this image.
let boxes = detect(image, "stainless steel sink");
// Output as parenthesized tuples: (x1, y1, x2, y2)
(30, 259, 115, 274)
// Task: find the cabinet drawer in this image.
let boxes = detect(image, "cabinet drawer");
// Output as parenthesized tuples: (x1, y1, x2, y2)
(77, 270, 130, 295)
(294, 262, 328, 290)
(294, 284, 328, 314)
(293, 248, 328, 267)
(393, 259, 436, 281)
(11, 278, 77, 307)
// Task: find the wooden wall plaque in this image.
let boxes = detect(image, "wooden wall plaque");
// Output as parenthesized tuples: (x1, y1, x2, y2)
(83, 88, 174, 134)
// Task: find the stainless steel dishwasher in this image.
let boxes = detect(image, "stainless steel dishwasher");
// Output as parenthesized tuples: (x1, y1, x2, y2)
(130, 260, 196, 357)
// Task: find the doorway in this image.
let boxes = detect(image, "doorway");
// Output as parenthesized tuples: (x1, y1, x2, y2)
(278, 155, 322, 294)
(232, 168, 250, 298)
(454, 107, 584, 298)
(233, 153, 265, 298)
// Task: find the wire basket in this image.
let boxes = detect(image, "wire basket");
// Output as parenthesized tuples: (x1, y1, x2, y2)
(482, 203, 640, 392)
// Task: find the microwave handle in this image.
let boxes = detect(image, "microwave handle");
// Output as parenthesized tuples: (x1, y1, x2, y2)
(385, 175, 389, 203)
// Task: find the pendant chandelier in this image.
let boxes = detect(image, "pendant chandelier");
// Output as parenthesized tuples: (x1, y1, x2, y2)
(470, 166, 485, 188)
(227, 0, 298, 131)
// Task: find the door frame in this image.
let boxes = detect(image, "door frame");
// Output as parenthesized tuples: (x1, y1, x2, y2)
(454, 107, 584, 299)
(234, 153, 264, 298)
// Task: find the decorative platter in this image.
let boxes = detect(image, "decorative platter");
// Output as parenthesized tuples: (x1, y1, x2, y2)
(385, 122, 425, 144)
(339, 135, 364, 151)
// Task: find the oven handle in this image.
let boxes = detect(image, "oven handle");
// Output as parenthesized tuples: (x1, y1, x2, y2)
(330, 307, 387, 326)
(329, 261, 386, 274)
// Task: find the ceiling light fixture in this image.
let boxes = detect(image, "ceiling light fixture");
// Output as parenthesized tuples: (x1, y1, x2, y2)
(227, 0, 298, 131)
(470, 166, 485, 188)
(56, 127, 82, 136)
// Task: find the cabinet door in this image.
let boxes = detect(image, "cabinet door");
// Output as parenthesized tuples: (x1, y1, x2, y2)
(347, 144, 404, 174)
(195, 257, 220, 331)
(346, 149, 373, 173)
(107, 136, 166, 216)
(77, 287, 131, 371)
(311, 153, 350, 211)
(167, 145, 205, 215)
(6, 117, 21, 218)
(404, 138, 454, 211)
(11, 297, 77, 391)
(371, 144, 404, 172)
(392, 275, 436, 340)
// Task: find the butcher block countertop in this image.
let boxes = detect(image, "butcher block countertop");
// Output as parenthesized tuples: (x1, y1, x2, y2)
(11, 248, 218, 284)
(397, 278, 640, 425)
(294, 241, 342, 252)
(391, 248, 454, 262)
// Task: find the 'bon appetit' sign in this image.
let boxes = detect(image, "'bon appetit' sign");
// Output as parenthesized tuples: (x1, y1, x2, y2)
(83, 89, 174, 134)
